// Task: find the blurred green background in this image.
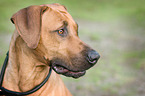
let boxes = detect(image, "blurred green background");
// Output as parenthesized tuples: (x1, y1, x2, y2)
(0, 0, 145, 96)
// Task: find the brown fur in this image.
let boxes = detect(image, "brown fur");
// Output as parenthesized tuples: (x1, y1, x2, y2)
(2, 3, 97, 96)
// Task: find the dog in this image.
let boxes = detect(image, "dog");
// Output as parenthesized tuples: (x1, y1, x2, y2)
(2, 3, 100, 96)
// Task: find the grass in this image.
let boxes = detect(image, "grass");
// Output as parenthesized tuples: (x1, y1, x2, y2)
(0, 55, 5, 68)
(124, 50, 145, 69)
(0, 34, 10, 66)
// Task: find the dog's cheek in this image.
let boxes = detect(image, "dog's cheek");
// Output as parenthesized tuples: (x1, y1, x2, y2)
(35, 66, 46, 72)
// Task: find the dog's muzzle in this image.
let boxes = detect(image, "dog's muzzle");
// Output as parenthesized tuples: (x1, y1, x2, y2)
(50, 49, 100, 78)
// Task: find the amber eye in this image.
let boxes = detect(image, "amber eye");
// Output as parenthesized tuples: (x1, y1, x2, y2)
(56, 28, 67, 37)
(58, 29, 64, 34)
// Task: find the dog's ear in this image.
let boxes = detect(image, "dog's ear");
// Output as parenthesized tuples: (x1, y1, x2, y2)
(11, 5, 48, 49)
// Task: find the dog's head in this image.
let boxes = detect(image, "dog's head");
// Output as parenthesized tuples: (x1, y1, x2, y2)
(11, 3, 100, 78)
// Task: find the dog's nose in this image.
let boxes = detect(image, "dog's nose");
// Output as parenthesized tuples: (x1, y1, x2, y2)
(87, 50, 100, 65)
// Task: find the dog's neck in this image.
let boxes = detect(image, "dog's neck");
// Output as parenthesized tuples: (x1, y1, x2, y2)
(2, 30, 72, 96)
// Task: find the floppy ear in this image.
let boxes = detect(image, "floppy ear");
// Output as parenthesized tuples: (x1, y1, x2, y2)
(11, 5, 48, 49)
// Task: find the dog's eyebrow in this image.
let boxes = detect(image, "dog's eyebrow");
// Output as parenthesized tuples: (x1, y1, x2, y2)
(63, 21, 68, 26)
(53, 21, 68, 32)
(58, 21, 68, 29)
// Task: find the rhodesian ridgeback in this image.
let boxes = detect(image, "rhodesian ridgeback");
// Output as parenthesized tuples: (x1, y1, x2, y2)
(2, 3, 100, 96)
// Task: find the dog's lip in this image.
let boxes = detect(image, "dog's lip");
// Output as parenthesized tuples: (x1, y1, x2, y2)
(53, 65, 68, 74)
(51, 64, 86, 78)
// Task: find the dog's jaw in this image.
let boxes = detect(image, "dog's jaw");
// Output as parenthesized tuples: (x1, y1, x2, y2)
(51, 63, 86, 78)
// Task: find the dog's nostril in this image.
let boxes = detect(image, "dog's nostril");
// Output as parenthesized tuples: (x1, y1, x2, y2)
(87, 50, 100, 64)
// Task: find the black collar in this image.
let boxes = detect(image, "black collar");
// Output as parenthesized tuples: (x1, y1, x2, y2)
(0, 51, 52, 96)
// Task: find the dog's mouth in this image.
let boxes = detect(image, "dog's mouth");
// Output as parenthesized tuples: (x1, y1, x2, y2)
(51, 63, 86, 78)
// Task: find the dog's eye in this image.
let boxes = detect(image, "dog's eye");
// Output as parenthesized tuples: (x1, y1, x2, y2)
(57, 28, 67, 37)
(58, 29, 64, 34)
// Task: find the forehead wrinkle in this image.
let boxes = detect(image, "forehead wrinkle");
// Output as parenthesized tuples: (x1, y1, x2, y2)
(58, 10, 67, 14)
(46, 6, 67, 19)
(55, 21, 68, 30)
